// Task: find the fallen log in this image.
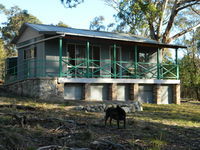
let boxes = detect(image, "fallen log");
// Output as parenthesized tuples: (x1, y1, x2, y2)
(36, 145, 62, 150)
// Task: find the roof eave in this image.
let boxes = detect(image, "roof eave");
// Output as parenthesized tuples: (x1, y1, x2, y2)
(57, 31, 187, 49)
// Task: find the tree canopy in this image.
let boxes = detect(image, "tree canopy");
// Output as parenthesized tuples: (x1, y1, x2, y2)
(56, 21, 70, 27)
(89, 16, 106, 31)
(0, 39, 6, 80)
(61, 0, 84, 8)
(105, 0, 200, 44)
(0, 4, 41, 56)
(180, 27, 200, 100)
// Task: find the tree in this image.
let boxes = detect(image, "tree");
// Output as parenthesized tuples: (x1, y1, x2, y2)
(0, 39, 6, 81)
(105, 0, 200, 44)
(180, 28, 200, 100)
(0, 5, 41, 56)
(89, 16, 118, 32)
(61, 0, 84, 8)
(56, 21, 69, 27)
(89, 16, 106, 31)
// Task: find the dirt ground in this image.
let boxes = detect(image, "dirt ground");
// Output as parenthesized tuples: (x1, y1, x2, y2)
(0, 88, 200, 150)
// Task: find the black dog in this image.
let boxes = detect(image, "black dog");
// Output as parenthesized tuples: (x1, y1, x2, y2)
(105, 105, 126, 128)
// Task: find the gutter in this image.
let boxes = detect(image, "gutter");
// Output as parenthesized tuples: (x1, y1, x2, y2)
(16, 34, 65, 49)
(56, 32, 187, 49)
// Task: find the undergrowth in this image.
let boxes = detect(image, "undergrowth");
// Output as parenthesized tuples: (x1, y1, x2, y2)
(0, 93, 200, 150)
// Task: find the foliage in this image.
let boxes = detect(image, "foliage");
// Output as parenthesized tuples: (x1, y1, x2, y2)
(0, 4, 41, 56)
(56, 21, 69, 27)
(0, 39, 6, 81)
(179, 28, 200, 100)
(89, 16, 106, 31)
(1, 92, 200, 149)
(61, 0, 84, 8)
(105, 0, 200, 44)
(89, 16, 119, 32)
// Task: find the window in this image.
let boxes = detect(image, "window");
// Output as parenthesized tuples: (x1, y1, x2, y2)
(139, 52, 150, 62)
(66, 43, 101, 77)
(24, 47, 37, 60)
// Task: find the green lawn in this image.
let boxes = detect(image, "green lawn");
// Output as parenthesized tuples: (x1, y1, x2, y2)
(0, 92, 200, 150)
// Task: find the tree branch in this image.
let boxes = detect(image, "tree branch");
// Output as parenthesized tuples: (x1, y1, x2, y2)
(177, 0, 200, 6)
(157, 0, 169, 40)
(148, 21, 157, 40)
(162, 0, 179, 43)
(168, 23, 200, 42)
(190, 5, 200, 16)
(177, 1, 200, 11)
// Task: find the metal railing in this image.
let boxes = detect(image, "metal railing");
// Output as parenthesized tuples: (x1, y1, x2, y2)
(5, 58, 179, 84)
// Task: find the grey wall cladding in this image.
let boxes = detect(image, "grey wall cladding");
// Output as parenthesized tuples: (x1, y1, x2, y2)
(64, 83, 83, 100)
(138, 84, 154, 103)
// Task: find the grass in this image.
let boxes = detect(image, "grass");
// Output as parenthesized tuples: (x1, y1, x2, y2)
(0, 92, 200, 150)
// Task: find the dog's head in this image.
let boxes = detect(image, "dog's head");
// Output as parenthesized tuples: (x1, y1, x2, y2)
(116, 105, 126, 117)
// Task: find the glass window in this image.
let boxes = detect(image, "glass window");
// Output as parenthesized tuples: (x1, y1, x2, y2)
(67, 44, 75, 66)
(24, 47, 37, 60)
(139, 52, 150, 62)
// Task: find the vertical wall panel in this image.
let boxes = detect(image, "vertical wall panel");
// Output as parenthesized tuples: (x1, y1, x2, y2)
(90, 84, 109, 101)
(117, 84, 130, 101)
(139, 84, 153, 103)
(64, 84, 83, 100)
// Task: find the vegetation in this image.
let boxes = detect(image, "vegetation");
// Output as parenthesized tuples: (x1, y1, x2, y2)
(0, 39, 6, 81)
(104, 0, 200, 43)
(0, 4, 41, 56)
(89, 16, 106, 31)
(0, 90, 200, 150)
(60, 0, 84, 8)
(180, 28, 200, 100)
(56, 21, 70, 27)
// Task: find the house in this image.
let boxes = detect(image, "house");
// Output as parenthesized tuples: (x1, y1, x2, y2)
(5, 23, 186, 104)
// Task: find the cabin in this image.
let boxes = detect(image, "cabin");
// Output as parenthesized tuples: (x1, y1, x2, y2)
(5, 23, 186, 104)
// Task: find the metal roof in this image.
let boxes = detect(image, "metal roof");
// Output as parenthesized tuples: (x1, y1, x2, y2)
(13, 23, 187, 48)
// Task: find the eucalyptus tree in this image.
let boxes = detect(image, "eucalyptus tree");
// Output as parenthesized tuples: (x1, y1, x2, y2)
(61, 0, 84, 8)
(0, 5, 41, 56)
(104, 0, 200, 44)
(89, 16, 106, 31)
(0, 39, 6, 80)
(180, 28, 200, 100)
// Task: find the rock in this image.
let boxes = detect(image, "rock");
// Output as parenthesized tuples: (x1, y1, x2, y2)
(134, 101, 143, 111)
(121, 106, 131, 113)
(0, 145, 5, 150)
(36, 145, 62, 150)
(73, 101, 143, 113)
(37, 145, 90, 150)
(90, 139, 127, 150)
(71, 148, 91, 150)
(75, 106, 84, 111)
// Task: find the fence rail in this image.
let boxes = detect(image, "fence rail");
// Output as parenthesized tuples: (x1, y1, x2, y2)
(5, 58, 179, 84)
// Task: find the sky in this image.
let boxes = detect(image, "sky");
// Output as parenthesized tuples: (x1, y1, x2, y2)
(0, 0, 186, 58)
(0, 0, 117, 29)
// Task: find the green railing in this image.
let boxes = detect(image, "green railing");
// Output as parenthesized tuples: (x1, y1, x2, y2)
(5, 59, 60, 84)
(61, 58, 179, 79)
(5, 58, 179, 84)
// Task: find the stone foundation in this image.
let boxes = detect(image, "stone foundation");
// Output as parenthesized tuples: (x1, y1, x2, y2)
(130, 83, 139, 101)
(4, 78, 181, 104)
(4, 77, 63, 99)
(154, 84, 162, 104)
(173, 84, 180, 104)
(109, 83, 117, 100)
(84, 83, 90, 100)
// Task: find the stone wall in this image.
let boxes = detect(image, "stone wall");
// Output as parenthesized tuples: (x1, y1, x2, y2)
(4, 78, 180, 104)
(4, 77, 64, 99)
(74, 101, 143, 113)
